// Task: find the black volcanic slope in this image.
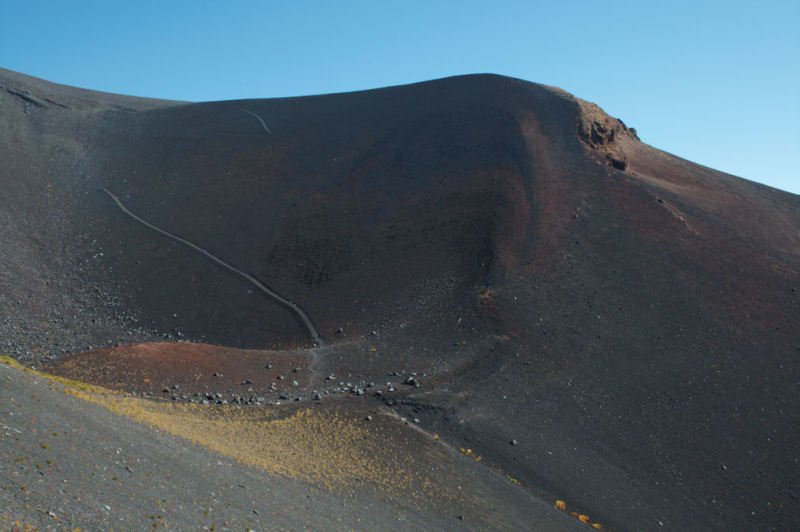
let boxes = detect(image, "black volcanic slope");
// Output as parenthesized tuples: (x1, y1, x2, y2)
(2, 67, 799, 530)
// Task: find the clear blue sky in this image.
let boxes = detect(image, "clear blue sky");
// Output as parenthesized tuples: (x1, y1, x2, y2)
(2, 0, 798, 193)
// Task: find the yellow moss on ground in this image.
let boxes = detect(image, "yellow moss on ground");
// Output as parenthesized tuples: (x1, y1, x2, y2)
(553, 497, 604, 530)
(2, 356, 460, 507)
(71, 392, 457, 504)
(1, 356, 107, 394)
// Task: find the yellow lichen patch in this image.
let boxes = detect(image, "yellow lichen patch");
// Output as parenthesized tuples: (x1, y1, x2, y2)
(505, 473, 522, 486)
(458, 447, 484, 463)
(1, 356, 109, 394)
(59, 386, 462, 508)
(0, 356, 525, 515)
(554, 498, 603, 529)
(0, 355, 26, 369)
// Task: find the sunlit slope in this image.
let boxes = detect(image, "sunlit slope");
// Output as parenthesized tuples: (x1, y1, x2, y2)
(2, 68, 798, 530)
(0, 357, 580, 530)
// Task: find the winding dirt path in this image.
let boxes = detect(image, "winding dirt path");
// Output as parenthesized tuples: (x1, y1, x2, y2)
(236, 106, 273, 134)
(101, 188, 323, 346)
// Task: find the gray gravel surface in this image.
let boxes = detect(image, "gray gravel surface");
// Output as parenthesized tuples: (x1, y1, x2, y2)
(0, 361, 583, 530)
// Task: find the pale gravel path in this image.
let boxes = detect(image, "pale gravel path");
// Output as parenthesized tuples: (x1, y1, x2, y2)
(236, 106, 273, 134)
(102, 188, 323, 346)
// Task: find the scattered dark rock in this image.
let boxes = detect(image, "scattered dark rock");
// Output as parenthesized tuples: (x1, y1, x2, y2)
(606, 153, 627, 171)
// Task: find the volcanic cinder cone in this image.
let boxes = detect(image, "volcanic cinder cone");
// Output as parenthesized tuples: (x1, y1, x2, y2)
(1, 67, 798, 530)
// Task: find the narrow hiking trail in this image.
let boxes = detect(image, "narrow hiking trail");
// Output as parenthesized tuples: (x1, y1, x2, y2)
(237, 106, 273, 134)
(101, 187, 323, 347)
